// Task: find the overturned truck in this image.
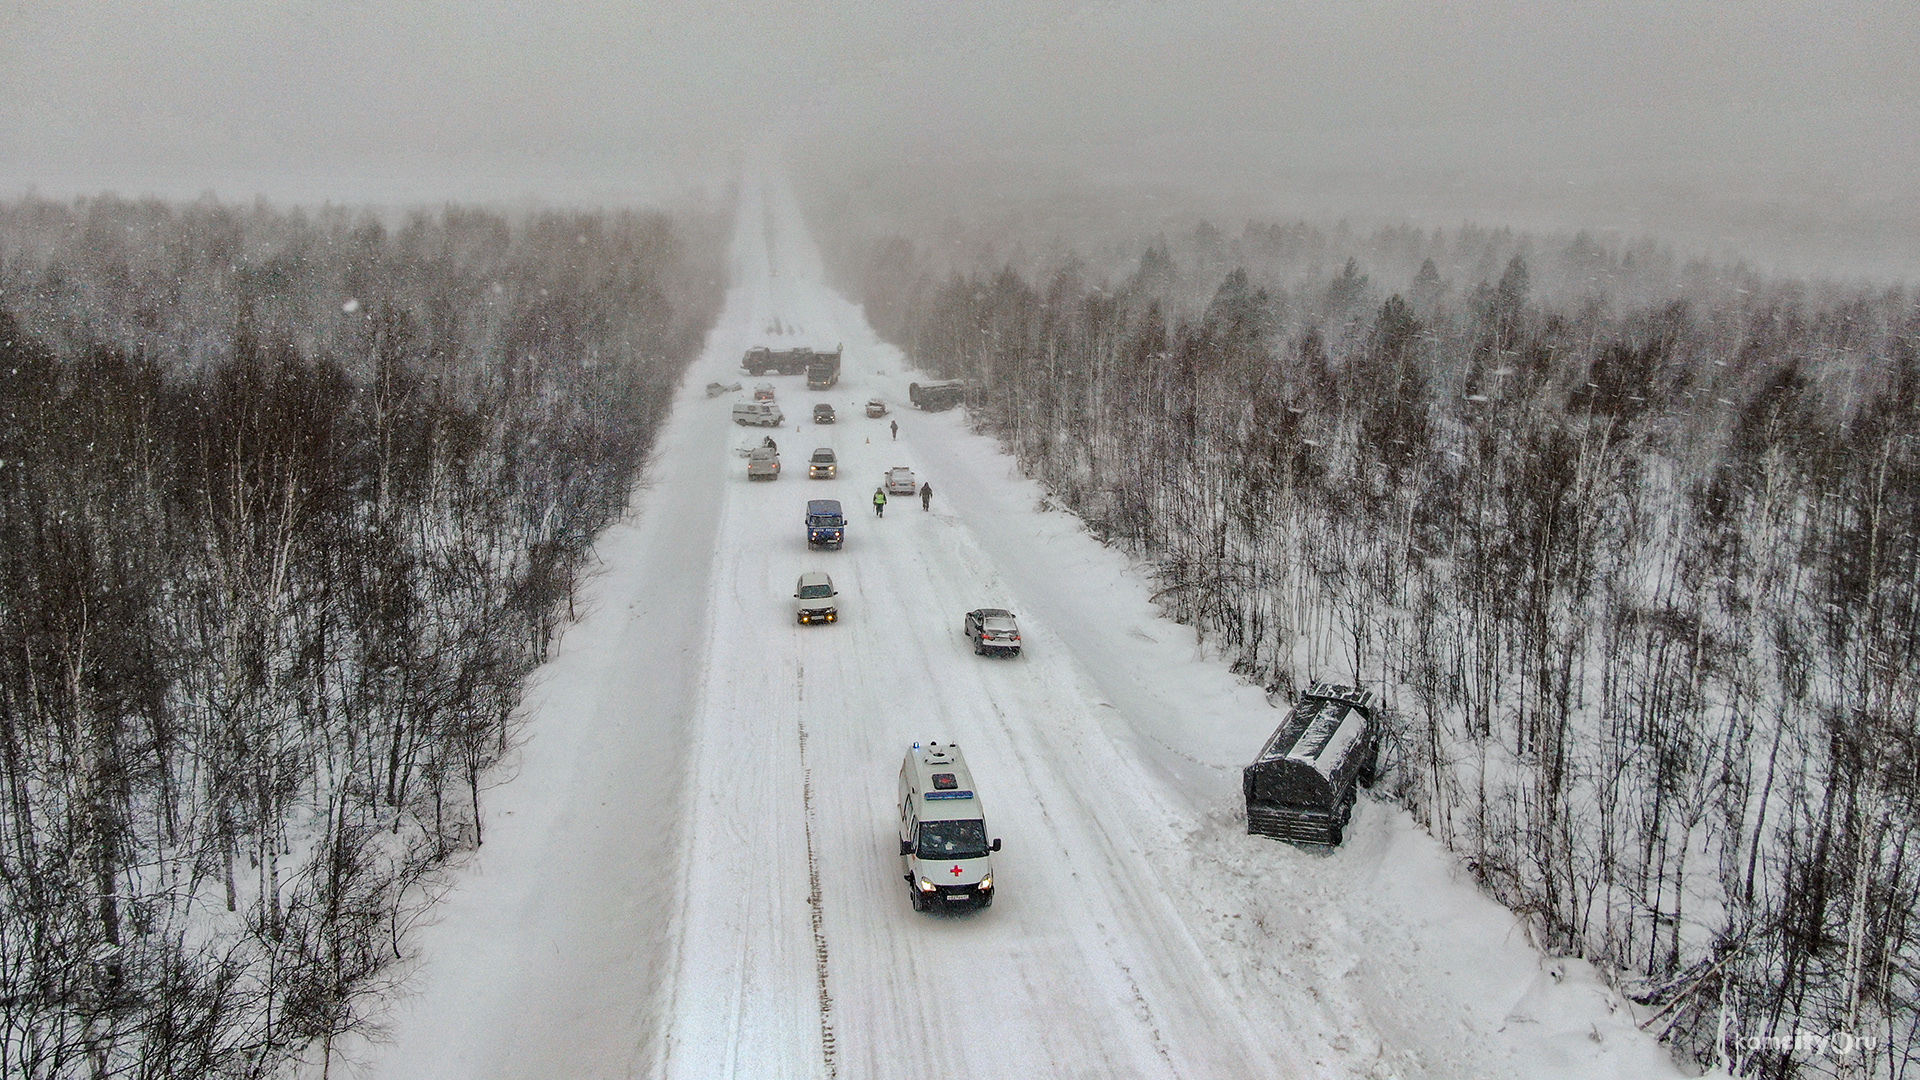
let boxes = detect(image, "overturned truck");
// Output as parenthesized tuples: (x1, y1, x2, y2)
(908, 379, 971, 412)
(1244, 682, 1380, 846)
(743, 345, 838, 377)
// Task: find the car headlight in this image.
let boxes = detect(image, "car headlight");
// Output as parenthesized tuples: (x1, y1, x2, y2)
(978, 875, 992, 891)
(918, 878, 936, 893)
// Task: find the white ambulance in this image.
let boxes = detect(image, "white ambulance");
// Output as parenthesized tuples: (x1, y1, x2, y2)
(898, 741, 1000, 911)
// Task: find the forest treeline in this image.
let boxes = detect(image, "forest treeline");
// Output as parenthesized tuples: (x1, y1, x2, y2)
(0, 195, 723, 1077)
(834, 219, 1919, 1078)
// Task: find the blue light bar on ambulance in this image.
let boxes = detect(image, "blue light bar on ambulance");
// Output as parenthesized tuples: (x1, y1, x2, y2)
(925, 790, 974, 801)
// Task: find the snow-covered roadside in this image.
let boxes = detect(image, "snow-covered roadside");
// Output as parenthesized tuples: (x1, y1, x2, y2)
(346, 169, 1691, 1080)
(802, 241, 1692, 1076)
(337, 183, 778, 1080)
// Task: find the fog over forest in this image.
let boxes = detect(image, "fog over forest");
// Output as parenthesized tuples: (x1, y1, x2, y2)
(3, 4, 1918, 1078)
(3, 1, 1917, 279)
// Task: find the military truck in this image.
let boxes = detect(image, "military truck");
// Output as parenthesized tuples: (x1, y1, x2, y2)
(741, 347, 811, 376)
(742, 344, 841, 379)
(909, 380, 969, 412)
(1243, 683, 1380, 846)
(805, 346, 843, 390)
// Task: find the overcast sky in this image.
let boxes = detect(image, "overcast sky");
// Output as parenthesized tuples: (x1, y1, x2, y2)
(2, 1, 1915, 272)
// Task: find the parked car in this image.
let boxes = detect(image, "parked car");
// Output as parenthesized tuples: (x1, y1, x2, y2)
(793, 571, 838, 624)
(808, 447, 837, 479)
(753, 382, 776, 401)
(812, 402, 836, 424)
(964, 608, 1021, 656)
(747, 446, 780, 481)
(885, 467, 917, 495)
(732, 401, 784, 427)
(1243, 683, 1380, 846)
(866, 398, 887, 418)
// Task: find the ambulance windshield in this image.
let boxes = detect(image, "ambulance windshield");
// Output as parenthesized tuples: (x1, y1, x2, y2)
(917, 818, 989, 859)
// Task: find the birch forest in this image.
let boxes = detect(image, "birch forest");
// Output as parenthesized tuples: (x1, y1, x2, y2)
(0, 195, 722, 1077)
(834, 215, 1919, 1078)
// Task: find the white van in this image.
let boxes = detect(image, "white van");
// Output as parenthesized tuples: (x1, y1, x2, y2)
(732, 400, 784, 427)
(898, 741, 1000, 911)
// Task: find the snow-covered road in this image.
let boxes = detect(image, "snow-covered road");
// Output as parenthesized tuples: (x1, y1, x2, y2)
(353, 172, 1690, 1080)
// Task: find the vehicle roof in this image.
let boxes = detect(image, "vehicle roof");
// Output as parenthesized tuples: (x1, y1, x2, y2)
(888, 466, 913, 475)
(905, 742, 983, 821)
(810, 447, 835, 458)
(980, 614, 1017, 626)
(797, 570, 833, 588)
(972, 607, 1013, 618)
(1251, 684, 1373, 780)
(806, 499, 842, 514)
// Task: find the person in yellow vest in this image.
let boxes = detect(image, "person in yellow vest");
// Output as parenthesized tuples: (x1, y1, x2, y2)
(872, 486, 888, 517)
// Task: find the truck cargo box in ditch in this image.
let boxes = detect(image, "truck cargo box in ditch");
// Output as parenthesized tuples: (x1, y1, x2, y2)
(1243, 683, 1379, 846)
(908, 380, 970, 412)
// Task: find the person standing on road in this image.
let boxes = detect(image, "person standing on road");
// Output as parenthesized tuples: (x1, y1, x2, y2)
(890, 419, 898, 440)
(919, 482, 932, 511)
(873, 486, 887, 517)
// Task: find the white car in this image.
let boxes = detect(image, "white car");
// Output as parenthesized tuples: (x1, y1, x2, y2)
(885, 467, 917, 496)
(794, 571, 838, 624)
(747, 446, 780, 480)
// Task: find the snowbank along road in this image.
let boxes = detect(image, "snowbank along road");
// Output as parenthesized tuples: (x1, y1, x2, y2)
(354, 172, 1689, 1080)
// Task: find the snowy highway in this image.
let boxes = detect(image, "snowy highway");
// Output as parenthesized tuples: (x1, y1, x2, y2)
(354, 174, 1688, 1080)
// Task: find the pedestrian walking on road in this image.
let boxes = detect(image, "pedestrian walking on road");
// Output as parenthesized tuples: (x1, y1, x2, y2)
(873, 486, 887, 517)
(890, 419, 898, 440)
(919, 482, 932, 511)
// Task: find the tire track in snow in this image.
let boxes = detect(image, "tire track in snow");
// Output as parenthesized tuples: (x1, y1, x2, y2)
(796, 666, 838, 1079)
